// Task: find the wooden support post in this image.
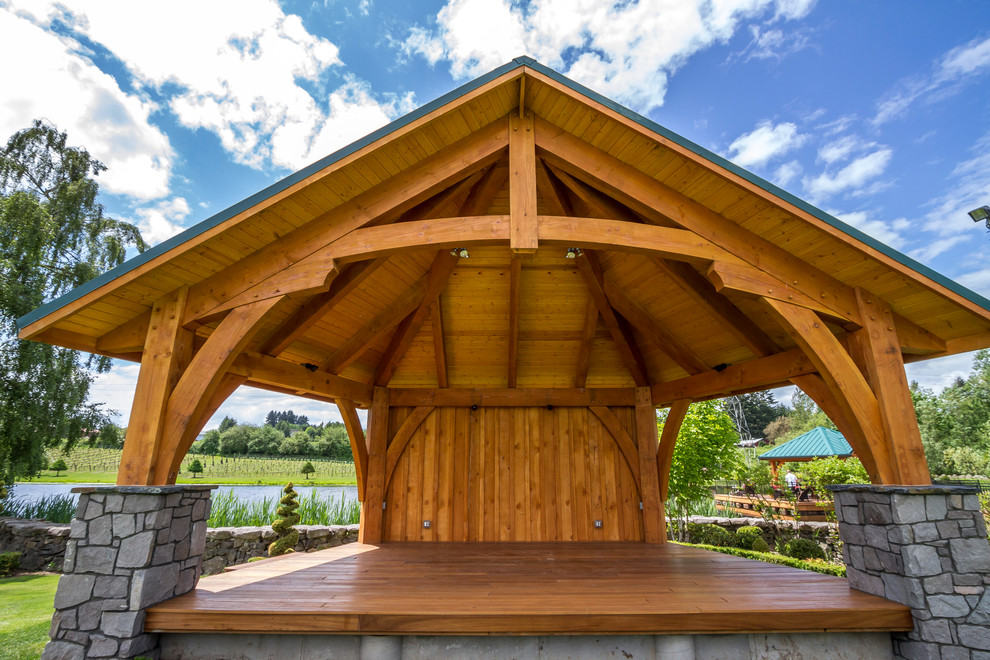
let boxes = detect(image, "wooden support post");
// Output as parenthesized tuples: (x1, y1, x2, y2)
(657, 399, 691, 504)
(848, 289, 931, 484)
(336, 399, 368, 501)
(360, 387, 389, 544)
(118, 288, 193, 485)
(763, 298, 895, 484)
(635, 387, 665, 543)
(431, 301, 448, 388)
(509, 113, 537, 255)
(154, 296, 287, 484)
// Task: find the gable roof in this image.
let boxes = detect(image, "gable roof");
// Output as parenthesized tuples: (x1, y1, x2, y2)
(759, 427, 854, 461)
(15, 57, 990, 402)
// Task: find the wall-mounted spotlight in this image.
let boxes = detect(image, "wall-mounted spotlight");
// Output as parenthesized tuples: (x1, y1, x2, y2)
(450, 247, 470, 258)
(302, 363, 319, 372)
(969, 206, 990, 230)
(564, 247, 583, 259)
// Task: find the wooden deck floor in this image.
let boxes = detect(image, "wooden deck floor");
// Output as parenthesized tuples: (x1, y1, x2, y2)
(146, 542, 912, 635)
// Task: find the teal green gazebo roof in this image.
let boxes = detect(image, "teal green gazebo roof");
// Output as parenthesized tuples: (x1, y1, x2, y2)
(759, 427, 854, 462)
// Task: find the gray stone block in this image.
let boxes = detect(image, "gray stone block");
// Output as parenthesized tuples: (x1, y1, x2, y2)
(68, 519, 87, 540)
(913, 522, 938, 542)
(192, 498, 207, 520)
(959, 624, 990, 650)
(865, 524, 891, 550)
(928, 594, 971, 618)
(144, 509, 173, 530)
(104, 494, 124, 513)
(864, 502, 892, 525)
(917, 618, 952, 644)
(83, 499, 104, 521)
(191, 520, 208, 556)
(892, 494, 927, 523)
(847, 567, 885, 597)
(131, 563, 180, 610)
(118, 633, 158, 658)
(169, 515, 191, 543)
(882, 574, 925, 609)
(53, 574, 95, 609)
(101, 611, 144, 638)
(887, 524, 913, 545)
(922, 573, 953, 594)
(93, 575, 129, 600)
(950, 538, 990, 573)
(75, 546, 116, 575)
(925, 495, 947, 521)
(112, 514, 135, 538)
(88, 516, 112, 545)
(118, 531, 156, 568)
(86, 635, 118, 658)
(40, 640, 85, 660)
(902, 545, 942, 577)
(152, 544, 174, 565)
(123, 494, 160, 513)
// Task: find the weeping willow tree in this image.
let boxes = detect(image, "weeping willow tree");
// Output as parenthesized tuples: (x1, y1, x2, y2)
(0, 120, 146, 485)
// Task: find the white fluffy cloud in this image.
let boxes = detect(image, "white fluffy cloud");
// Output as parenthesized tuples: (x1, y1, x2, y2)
(4, 0, 411, 179)
(403, 0, 816, 111)
(134, 198, 192, 247)
(728, 120, 805, 168)
(803, 148, 892, 199)
(0, 9, 173, 200)
(874, 37, 990, 125)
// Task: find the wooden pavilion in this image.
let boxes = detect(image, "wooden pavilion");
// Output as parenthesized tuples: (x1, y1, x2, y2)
(19, 57, 990, 640)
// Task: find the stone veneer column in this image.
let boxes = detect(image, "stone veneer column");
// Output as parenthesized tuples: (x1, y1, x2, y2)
(831, 485, 990, 660)
(42, 485, 216, 660)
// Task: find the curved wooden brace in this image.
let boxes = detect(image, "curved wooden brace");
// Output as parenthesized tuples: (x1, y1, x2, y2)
(657, 399, 691, 503)
(384, 406, 435, 492)
(154, 296, 288, 483)
(336, 399, 368, 501)
(763, 298, 895, 484)
(588, 406, 642, 496)
(164, 373, 245, 481)
(790, 374, 881, 483)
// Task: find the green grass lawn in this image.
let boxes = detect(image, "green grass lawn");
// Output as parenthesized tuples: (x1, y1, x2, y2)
(31, 447, 357, 486)
(0, 574, 58, 660)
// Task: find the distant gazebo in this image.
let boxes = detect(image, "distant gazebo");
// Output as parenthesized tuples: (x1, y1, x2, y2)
(759, 426, 854, 479)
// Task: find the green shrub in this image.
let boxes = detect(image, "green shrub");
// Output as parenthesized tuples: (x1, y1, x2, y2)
(684, 543, 845, 577)
(783, 538, 826, 561)
(733, 525, 765, 550)
(751, 537, 770, 553)
(0, 551, 21, 576)
(687, 523, 733, 547)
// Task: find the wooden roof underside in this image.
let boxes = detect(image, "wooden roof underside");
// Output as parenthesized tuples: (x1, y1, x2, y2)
(18, 60, 990, 409)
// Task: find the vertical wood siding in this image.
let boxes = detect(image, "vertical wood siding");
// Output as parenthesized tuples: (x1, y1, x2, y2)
(384, 406, 644, 541)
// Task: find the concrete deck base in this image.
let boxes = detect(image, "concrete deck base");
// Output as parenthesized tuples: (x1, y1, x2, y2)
(159, 631, 894, 660)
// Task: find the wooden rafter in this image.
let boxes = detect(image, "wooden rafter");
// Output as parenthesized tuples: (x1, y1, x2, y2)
(388, 387, 636, 407)
(535, 161, 572, 216)
(229, 351, 373, 404)
(573, 296, 598, 388)
(603, 280, 710, 376)
(181, 119, 509, 325)
(544, 162, 645, 226)
(574, 250, 650, 387)
(650, 348, 815, 406)
(534, 117, 949, 354)
(374, 251, 460, 386)
(431, 301, 448, 388)
(258, 258, 389, 357)
(653, 258, 779, 358)
(461, 157, 509, 215)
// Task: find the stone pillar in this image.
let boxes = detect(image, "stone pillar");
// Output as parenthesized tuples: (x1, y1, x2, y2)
(831, 485, 990, 660)
(42, 485, 216, 660)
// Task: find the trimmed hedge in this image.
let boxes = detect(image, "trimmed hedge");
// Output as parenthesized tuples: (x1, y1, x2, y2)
(680, 543, 846, 577)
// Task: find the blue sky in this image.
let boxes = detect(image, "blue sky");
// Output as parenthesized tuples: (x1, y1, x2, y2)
(2, 0, 990, 428)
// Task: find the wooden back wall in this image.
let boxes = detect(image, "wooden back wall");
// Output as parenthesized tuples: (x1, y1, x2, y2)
(382, 406, 645, 542)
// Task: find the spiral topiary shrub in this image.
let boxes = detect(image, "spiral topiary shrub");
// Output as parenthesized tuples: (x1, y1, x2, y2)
(733, 526, 766, 550)
(751, 537, 770, 553)
(687, 523, 733, 547)
(783, 538, 826, 561)
(268, 483, 301, 557)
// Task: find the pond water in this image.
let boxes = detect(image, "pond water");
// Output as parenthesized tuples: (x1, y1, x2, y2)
(9, 483, 359, 507)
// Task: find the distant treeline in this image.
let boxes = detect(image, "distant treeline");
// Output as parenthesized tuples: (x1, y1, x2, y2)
(188, 410, 354, 462)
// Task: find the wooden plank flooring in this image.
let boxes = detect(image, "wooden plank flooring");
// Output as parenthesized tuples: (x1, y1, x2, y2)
(145, 542, 912, 635)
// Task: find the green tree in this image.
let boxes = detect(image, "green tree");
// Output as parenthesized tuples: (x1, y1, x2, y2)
(187, 459, 204, 478)
(736, 391, 786, 438)
(218, 416, 238, 433)
(49, 458, 68, 476)
(661, 400, 741, 541)
(301, 461, 315, 479)
(0, 121, 145, 484)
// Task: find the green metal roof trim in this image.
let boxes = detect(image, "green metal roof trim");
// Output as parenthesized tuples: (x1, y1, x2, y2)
(18, 56, 990, 333)
(758, 427, 853, 461)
